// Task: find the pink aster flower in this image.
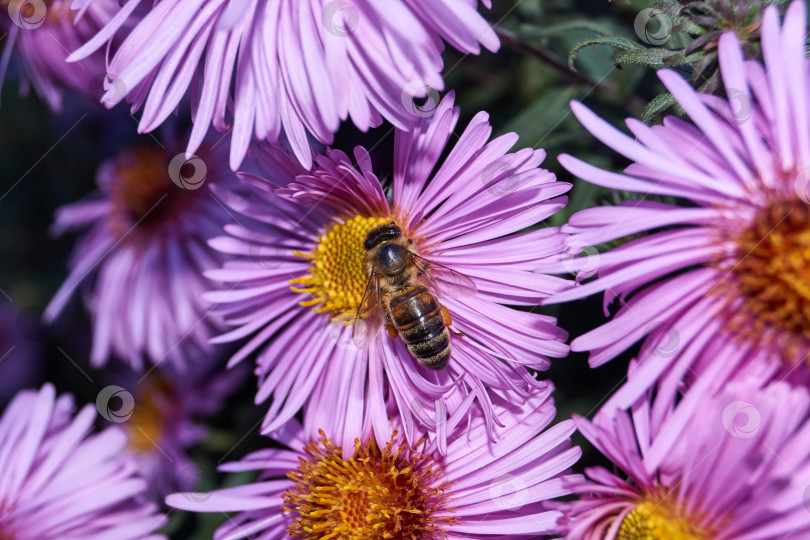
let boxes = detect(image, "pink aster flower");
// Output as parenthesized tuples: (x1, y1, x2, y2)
(44, 135, 240, 371)
(167, 384, 580, 539)
(547, 0, 810, 409)
(207, 92, 571, 452)
(560, 376, 810, 539)
(0, 383, 167, 539)
(67, 0, 499, 169)
(109, 360, 249, 500)
(0, 0, 126, 111)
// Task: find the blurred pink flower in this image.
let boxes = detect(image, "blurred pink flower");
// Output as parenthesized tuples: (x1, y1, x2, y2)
(68, 0, 499, 169)
(45, 136, 241, 371)
(0, 384, 167, 539)
(112, 360, 249, 500)
(207, 92, 571, 452)
(167, 385, 580, 539)
(547, 0, 810, 409)
(560, 377, 810, 539)
(0, 0, 126, 110)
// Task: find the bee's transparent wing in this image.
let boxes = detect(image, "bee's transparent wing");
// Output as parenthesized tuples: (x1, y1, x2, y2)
(352, 270, 384, 348)
(411, 254, 477, 298)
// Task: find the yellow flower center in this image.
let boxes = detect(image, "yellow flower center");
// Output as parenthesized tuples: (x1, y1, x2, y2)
(716, 198, 810, 361)
(618, 500, 715, 540)
(126, 375, 178, 454)
(290, 215, 391, 320)
(283, 433, 454, 539)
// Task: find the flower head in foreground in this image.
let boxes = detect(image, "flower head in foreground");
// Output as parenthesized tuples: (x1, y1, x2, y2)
(548, 0, 810, 409)
(44, 135, 239, 371)
(167, 385, 580, 539)
(109, 361, 248, 500)
(0, 0, 125, 111)
(561, 377, 810, 539)
(67, 0, 499, 169)
(0, 383, 167, 539)
(207, 92, 571, 452)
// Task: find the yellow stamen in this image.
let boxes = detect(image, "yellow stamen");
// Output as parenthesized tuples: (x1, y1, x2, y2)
(618, 498, 716, 540)
(290, 215, 391, 320)
(126, 375, 178, 454)
(283, 432, 454, 539)
(714, 198, 810, 361)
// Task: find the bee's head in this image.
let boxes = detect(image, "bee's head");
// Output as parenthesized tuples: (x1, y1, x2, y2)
(365, 222, 409, 275)
(364, 222, 401, 251)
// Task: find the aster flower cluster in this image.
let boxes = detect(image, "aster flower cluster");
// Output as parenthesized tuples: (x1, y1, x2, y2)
(546, 0, 810, 536)
(1, 0, 808, 538)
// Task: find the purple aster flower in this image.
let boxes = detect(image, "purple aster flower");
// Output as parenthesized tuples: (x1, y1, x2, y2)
(0, 383, 167, 538)
(67, 0, 499, 169)
(108, 360, 249, 500)
(166, 385, 580, 539)
(207, 92, 571, 451)
(44, 135, 240, 371)
(0, 0, 125, 111)
(547, 0, 810, 409)
(560, 376, 810, 539)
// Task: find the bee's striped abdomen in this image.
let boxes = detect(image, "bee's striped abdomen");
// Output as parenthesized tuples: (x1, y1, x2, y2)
(389, 286, 450, 369)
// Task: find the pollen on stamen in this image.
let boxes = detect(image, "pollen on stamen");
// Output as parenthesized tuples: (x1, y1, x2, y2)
(289, 215, 391, 320)
(618, 494, 717, 540)
(282, 431, 454, 540)
(713, 197, 810, 362)
(125, 374, 179, 454)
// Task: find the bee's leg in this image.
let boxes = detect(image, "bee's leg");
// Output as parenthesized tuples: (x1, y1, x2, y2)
(385, 314, 399, 339)
(441, 305, 465, 337)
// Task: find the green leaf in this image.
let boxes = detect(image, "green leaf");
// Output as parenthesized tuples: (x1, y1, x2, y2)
(568, 36, 643, 70)
(641, 93, 678, 124)
(497, 84, 584, 148)
(615, 48, 690, 68)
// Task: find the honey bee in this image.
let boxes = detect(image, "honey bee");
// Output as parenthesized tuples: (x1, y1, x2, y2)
(353, 222, 476, 369)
